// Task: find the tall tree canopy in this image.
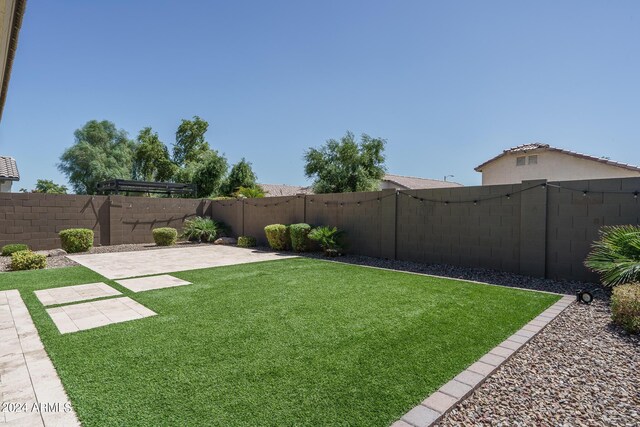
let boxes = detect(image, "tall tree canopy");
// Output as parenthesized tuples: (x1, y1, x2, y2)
(173, 116, 210, 166)
(304, 131, 386, 194)
(189, 150, 228, 197)
(132, 127, 176, 182)
(222, 158, 258, 195)
(58, 120, 135, 194)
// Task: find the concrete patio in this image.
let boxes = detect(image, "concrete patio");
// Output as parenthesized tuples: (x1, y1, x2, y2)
(67, 245, 297, 279)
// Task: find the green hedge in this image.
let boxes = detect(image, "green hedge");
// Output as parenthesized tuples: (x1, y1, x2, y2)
(264, 224, 289, 251)
(1, 243, 29, 257)
(11, 251, 46, 271)
(611, 283, 640, 334)
(289, 223, 312, 252)
(153, 227, 178, 246)
(237, 236, 257, 248)
(59, 228, 94, 253)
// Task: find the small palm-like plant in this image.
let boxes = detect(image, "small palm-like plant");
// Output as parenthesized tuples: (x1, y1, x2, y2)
(584, 225, 640, 287)
(308, 226, 344, 256)
(234, 186, 265, 198)
(182, 217, 224, 242)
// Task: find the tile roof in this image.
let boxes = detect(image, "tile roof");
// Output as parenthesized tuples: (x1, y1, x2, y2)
(382, 174, 463, 189)
(475, 143, 640, 173)
(259, 183, 313, 197)
(0, 156, 19, 180)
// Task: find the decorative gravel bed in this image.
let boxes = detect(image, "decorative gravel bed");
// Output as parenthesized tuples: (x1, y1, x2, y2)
(438, 298, 640, 427)
(0, 242, 210, 272)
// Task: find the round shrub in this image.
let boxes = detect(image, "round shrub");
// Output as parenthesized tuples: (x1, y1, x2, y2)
(2, 243, 29, 257)
(11, 251, 46, 271)
(152, 227, 178, 246)
(59, 228, 94, 253)
(264, 224, 289, 251)
(237, 236, 257, 248)
(611, 283, 640, 334)
(289, 223, 311, 252)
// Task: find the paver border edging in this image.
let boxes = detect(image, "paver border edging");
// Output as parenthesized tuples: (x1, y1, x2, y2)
(392, 294, 575, 427)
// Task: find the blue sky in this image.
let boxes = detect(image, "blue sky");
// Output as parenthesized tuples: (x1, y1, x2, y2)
(1, 1, 639, 191)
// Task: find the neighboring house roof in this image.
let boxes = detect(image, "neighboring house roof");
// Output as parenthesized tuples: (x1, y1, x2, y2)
(259, 183, 313, 197)
(0, 156, 19, 180)
(382, 174, 463, 189)
(475, 143, 640, 173)
(0, 0, 27, 121)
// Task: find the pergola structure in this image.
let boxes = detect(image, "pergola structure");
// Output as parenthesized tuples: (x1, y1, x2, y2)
(96, 179, 197, 196)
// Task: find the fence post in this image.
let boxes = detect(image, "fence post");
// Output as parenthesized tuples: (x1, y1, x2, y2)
(519, 180, 548, 278)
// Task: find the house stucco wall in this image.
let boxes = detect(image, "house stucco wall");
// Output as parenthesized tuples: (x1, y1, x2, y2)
(0, 179, 12, 192)
(480, 151, 640, 185)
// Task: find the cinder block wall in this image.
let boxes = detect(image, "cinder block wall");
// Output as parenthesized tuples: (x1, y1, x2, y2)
(396, 184, 524, 273)
(242, 196, 304, 246)
(0, 193, 109, 250)
(546, 177, 640, 282)
(2, 177, 639, 282)
(109, 196, 210, 245)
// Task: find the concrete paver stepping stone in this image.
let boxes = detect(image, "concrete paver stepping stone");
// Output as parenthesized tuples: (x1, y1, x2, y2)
(115, 274, 191, 293)
(34, 282, 121, 306)
(46, 297, 156, 334)
(0, 290, 80, 426)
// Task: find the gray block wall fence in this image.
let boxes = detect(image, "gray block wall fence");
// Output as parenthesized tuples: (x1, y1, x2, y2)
(1, 177, 639, 282)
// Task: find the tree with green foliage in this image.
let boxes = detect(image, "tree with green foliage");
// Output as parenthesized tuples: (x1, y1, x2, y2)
(222, 158, 258, 195)
(34, 179, 68, 194)
(304, 131, 386, 194)
(188, 150, 228, 197)
(19, 179, 68, 194)
(173, 116, 210, 166)
(58, 120, 134, 194)
(132, 127, 176, 182)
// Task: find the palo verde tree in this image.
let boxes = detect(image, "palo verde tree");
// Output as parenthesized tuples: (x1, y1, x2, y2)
(132, 127, 176, 182)
(304, 131, 387, 193)
(58, 120, 135, 194)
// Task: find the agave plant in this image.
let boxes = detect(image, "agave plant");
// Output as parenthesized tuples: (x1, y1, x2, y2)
(182, 217, 225, 242)
(308, 226, 344, 256)
(584, 225, 640, 287)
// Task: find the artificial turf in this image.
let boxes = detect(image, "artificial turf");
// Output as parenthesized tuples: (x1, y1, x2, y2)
(0, 258, 559, 426)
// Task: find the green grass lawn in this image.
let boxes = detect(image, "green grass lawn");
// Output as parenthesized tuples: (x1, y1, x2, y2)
(0, 258, 559, 426)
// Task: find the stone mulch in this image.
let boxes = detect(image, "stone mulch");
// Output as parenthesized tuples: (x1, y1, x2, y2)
(437, 298, 640, 427)
(0, 242, 210, 272)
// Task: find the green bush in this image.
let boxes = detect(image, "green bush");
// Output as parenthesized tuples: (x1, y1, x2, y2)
(1, 243, 29, 256)
(182, 217, 224, 242)
(152, 227, 178, 246)
(59, 228, 94, 253)
(237, 236, 257, 248)
(264, 224, 289, 251)
(308, 226, 344, 256)
(611, 283, 640, 334)
(10, 250, 46, 271)
(289, 223, 312, 252)
(584, 225, 640, 287)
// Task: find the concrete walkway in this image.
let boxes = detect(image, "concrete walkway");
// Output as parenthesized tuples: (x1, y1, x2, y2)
(0, 290, 80, 426)
(68, 245, 297, 279)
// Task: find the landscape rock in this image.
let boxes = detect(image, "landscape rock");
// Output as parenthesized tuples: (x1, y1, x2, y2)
(214, 237, 238, 245)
